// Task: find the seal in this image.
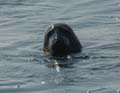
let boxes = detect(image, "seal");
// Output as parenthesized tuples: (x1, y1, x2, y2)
(43, 23, 82, 57)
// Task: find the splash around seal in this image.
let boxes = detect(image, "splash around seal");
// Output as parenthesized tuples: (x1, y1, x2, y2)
(43, 23, 82, 58)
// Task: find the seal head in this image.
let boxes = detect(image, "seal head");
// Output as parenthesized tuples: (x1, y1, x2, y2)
(43, 23, 82, 57)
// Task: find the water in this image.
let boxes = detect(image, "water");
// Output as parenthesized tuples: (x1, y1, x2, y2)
(0, 0, 120, 93)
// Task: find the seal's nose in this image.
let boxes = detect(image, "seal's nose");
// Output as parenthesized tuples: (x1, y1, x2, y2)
(52, 31, 64, 46)
(51, 37, 70, 57)
(53, 38, 63, 47)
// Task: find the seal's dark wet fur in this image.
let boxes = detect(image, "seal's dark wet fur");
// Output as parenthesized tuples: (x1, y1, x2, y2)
(43, 23, 82, 57)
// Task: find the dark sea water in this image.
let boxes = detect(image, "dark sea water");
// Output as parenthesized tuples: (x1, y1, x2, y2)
(0, 0, 120, 93)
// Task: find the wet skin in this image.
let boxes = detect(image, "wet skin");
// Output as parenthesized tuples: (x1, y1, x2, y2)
(43, 23, 82, 57)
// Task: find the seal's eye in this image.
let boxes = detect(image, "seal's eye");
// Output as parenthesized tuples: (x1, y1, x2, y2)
(48, 32, 57, 47)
